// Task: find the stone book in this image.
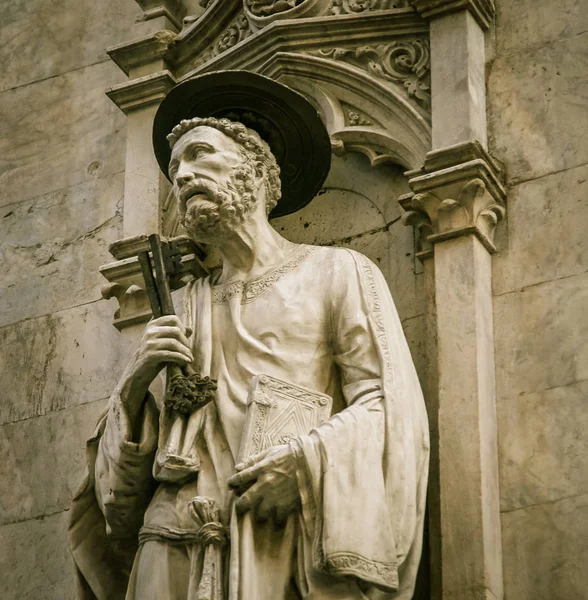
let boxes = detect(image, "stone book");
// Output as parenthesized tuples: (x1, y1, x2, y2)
(237, 374, 333, 464)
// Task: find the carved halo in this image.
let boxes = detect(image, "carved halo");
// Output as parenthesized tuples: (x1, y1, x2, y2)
(152, 70, 332, 218)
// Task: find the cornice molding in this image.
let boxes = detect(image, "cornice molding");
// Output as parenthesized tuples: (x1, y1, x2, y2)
(409, 0, 495, 30)
(172, 0, 242, 70)
(107, 31, 177, 76)
(100, 234, 207, 330)
(134, 0, 187, 30)
(177, 9, 428, 79)
(106, 70, 177, 113)
(400, 140, 506, 255)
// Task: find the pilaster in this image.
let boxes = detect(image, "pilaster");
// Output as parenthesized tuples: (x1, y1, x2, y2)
(402, 1, 505, 599)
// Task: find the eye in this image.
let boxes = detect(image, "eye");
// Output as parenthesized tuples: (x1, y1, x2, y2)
(187, 145, 210, 161)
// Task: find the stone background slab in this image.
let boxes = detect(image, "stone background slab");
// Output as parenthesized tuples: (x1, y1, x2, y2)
(489, 3, 588, 597)
(0, 0, 139, 93)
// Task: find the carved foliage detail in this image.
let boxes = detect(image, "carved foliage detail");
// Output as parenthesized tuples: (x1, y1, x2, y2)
(246, 0, 307, 16)
(341, 102, 375, 126)
(330, 0, 410, 14)
(193, 11, 253, 67)
(216, 13, 252, 52)
(404, 178, 506, 253)
(312, 40, 430, 108)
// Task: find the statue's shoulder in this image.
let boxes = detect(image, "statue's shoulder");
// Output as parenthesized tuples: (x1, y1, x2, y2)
(306, 243, 378, 272)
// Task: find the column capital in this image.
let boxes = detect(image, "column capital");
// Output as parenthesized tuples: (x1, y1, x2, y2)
(400, 140, 506, 255)
(409, 0, 495, 30)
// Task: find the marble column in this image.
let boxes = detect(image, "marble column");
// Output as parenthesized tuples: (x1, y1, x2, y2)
(405, 2, 505, 598)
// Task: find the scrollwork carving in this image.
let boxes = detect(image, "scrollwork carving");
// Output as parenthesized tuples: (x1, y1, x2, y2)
(330, 0, 410, 14)
(215, 13, 252, 53)
(192, 10, 253, 68)
(246, 0, 307, 16)
(311, 40, 430, 109)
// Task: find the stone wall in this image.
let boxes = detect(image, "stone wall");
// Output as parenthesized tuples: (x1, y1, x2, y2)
(488, 2, 588, 599)
(0, 1, 138, 597)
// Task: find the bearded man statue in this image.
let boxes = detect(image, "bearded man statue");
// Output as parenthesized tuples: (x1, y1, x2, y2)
(69, 71, 429, 600)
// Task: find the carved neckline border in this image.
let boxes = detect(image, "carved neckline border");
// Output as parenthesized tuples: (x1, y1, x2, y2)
(211, 244, 317, 304)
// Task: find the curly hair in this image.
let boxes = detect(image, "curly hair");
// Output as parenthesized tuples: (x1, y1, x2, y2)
(166, 117, 282, 215)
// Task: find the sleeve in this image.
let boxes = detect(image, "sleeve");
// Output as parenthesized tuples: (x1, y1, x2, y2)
(294, 249, 399, 593)
(94, 390, 159, 538)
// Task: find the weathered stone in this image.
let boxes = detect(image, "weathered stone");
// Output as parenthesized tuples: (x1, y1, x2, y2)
(0, 174, 123, 327)
(435, 235, 503, 599)
(487, 32, 588, 184)
(494, 272, 588, 399)
(0, 399, 107, 526)
(271, 187, 385, 246)
(0, 61, 127, 208)
(0, 510, 77, 600)
(430, 11, 487, 149)
(0, 0, 139, 93)
(492, 164, 588, 295)
(401, 314, 427, 389)
(501, 493, 588, 600)
(494, 0, 588, 57)
(498, 380, 588, 513)
(0, 301, 122, 425)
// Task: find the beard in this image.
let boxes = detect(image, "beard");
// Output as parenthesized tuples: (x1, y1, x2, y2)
(179, 164, 260, 242)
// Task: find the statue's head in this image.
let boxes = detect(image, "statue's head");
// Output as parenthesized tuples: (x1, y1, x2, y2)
(166, 117, 281, 243)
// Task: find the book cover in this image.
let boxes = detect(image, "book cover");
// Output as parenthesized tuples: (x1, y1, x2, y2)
(237, 374, 333, 464)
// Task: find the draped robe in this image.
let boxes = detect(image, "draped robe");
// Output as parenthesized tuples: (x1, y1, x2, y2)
(69, 244, 429, 600)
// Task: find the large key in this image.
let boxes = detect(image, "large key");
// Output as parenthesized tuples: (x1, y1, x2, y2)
(138, 234, 217, 417)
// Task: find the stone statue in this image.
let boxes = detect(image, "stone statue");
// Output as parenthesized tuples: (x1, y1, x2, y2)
(69, 71, 429, 600)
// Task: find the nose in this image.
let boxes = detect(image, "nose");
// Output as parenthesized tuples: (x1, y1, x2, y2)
(175, 169, 195, 187)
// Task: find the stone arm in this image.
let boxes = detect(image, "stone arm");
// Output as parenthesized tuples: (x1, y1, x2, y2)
(93, 314, 193, 538)
(94, 391, 159, 539)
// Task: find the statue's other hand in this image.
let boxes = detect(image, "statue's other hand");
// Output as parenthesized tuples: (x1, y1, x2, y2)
(228, 444, 301, 526)
(118, 315, 194, 418)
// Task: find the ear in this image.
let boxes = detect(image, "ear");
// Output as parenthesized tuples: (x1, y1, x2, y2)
(254, 160, 265, 178)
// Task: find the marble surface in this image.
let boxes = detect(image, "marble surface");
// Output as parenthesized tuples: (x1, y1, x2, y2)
(498, 379, 588, 513)
(0, 60, 127, 208)
(0, 510, 77, 600)
(494, 0, 588, 57)
(0, 399, 107, 526)
(494, 272, 588, 400)
(501, 493, 588, 600)
(0, 301, 122, 425)
(492, 163, 588, 295)
(487, 31, 588, 184)
(0, 0, 139, 93)
(0, 174, 123, 328)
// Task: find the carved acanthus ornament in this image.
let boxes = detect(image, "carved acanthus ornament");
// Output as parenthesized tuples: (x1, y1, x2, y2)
(311, 40, 430, 109)
(329, 0, 410, 14)
(191, 10, 253, 68)
(400, 141, 506, 256)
